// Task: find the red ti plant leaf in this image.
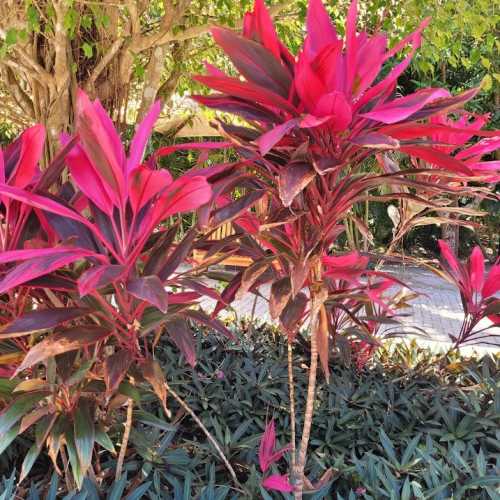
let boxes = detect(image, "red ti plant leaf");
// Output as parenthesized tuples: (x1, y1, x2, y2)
(262, 474, 294, 493)
(278, 162, 316, 207)
(129, 165, 173, 213)
(192, 74, 296, 114)
(78, 265, 125, 297)
(280, 292, 308, 339)
(0, 249, 106, 295)
(269, 277, 292, 320)
(153, 176, 212, 221)
(237, 260, 273, 299)
(258, 119, 299, 155)
(6, 124, 45, 189)
(259, 420, 290, 473)
(62, 137, 116, 215)
(76, 90, 125, 200)
(127, 275, 169, 313)
(483, 266, 500, 299)
(360, 88, 450, 124)
(104, 350, 133, 395)
(14, 326, 110, 375)
(211, 28, 292, 98)
(351, 133, 400, 149)
(322, 252, 369, 283)
(243, 0, 283, 60)
(127, 101, 162, 174)
(165, 317, 196, 367)
(0, 308, 90, 339)
(211, 190, 266, 227)
(181, 310, 235, 340)
(400, 146, 472, 175)
(438, 240, 500, 346)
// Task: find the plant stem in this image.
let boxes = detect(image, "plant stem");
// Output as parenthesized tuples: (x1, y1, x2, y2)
(293, 288, 324, 499)
(165, 381, 246, 495)
(287, 341, 296, 469)
(116, 398, 133, 481)
(60, 445, 74, 492)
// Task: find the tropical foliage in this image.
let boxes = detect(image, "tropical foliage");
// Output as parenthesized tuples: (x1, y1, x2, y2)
(0, 0, 499, 496)
(194, 0, 499, 495)
(2, 332, 499, 498)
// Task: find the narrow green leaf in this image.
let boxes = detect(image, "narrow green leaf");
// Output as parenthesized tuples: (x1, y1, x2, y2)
(47, 472, 59, 500)
(107, 472, 127, 500)
(133, 410, 177, 431)
(0, 422, 20, 456)
(126, 481, 152, 500)
(74, 400, 95, 475)
(95, 423, 115, 454)
(19, 443, 42, 483)
(0, 392, 47, 436)
(66, 428, 84, 490)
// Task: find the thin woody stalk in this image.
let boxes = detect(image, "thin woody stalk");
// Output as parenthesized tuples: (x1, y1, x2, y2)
(287, 340, 296, 468)
(293, 263, 327, 499)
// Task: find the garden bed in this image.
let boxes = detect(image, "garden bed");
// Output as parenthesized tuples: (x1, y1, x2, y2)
(2, 326, 499, 499)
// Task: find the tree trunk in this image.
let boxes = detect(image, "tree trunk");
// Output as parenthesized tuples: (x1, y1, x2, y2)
(293, 285, 327, 499)
(441, 199, 459, 254)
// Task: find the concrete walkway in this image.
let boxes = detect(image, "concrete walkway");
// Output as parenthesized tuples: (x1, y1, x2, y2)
(200, 266, 500, 355)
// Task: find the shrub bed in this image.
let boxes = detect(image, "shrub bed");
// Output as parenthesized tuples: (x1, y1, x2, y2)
(2, 326, 499, 499)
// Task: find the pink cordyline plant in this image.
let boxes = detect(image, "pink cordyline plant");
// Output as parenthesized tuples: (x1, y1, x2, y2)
(378, 110, 499, 252)
(194, 0, 499, 496)
(438, 240, 500, 349)
(0, 90, 243, 487)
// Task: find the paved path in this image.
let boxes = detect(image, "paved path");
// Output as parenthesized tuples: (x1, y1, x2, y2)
(200, 266, 500, 354)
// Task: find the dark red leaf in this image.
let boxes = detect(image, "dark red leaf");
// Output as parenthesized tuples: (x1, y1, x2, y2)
(211, 28, 292, 98)
(104, 350, 132, 394)
(127, 275, 169, 313)
(278, 162, 316, 207)
(182, 309, 235, 340)
(269, 277, 292, 319)
(78, 265, 125, 297)
(211, 190, 265, 227)
(165, 318, 196, 367)
(1, 308, 90, 339)
(193, 74, 296, 114)
(280, 292, 308, 337)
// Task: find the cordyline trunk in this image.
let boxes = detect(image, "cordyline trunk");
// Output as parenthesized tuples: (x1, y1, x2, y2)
(441, 199, 460, 254)
(292, 280, 327, 499)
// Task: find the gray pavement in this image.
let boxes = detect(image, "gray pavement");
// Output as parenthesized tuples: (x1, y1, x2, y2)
(199, 265, 500, 354)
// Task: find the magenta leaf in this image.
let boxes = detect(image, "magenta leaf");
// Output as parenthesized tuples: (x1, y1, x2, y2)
(262, 474, 294, 493)
(468, 246, 485, 295)
(259, 420, 276, 473)
(76, 90, 125, 198)
(127, 100, 162, 174)
(78, 265, 125, 297)
(361, 88, 450, 124)
(258, 120, 298, 155)
(0, 251, 100, 295)
(129, 165, 172, 213)
(10, 125, 45, 188)
(482, 264, 500, 298)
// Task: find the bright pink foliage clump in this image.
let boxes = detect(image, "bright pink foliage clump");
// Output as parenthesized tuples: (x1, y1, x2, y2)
(259, 420, 293, 493)
(438, 240, 500, 347)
